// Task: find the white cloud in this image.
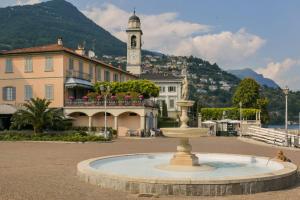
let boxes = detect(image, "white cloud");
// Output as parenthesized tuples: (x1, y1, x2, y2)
(83, 4, 265, 67)
(0, 0, 41, 7)
(16, 0, 40, 5)
(256, 58, 300, 90)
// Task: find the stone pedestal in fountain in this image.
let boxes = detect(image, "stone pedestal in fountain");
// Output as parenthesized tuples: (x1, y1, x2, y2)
(161, 100, 209, 167)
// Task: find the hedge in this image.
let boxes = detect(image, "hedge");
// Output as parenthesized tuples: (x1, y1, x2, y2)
(200, 107, 260, 120)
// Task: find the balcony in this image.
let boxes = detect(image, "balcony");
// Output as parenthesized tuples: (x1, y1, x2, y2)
(64, 99, 158, 108)
(66, 70, 91, 81)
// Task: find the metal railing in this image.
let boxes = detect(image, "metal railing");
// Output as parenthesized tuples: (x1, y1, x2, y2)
(66, 70, 91, 81)
(247, 126, 300, 148)
(65, 99, 158, 108)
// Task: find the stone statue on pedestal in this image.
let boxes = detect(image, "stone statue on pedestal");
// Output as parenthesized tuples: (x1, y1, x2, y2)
(181, 75, 189, 100)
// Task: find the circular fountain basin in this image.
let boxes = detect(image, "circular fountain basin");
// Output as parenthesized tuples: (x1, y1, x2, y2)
(77, 153, 298, 196)
(161, 127, 209, 138)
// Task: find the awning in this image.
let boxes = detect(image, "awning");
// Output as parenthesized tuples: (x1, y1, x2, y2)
(0, 104, 17, 115)
(202, 120, 216, 124)
(65, 78, 93, 89)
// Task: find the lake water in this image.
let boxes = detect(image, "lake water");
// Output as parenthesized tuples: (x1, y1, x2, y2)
(267, 124, 299, 130)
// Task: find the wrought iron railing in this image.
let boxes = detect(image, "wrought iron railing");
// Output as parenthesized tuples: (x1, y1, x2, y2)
(65, 99, 158, 108)
(66, 70, 91, 81)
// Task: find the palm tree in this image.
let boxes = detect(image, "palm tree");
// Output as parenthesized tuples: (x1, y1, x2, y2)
(11, 98, 65, 134)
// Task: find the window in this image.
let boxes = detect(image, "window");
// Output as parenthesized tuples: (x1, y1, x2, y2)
(24, 85, 33, 100)
(68, 58, 74, 70)
(168, 86, 176, 92)
(169, 99, 175, 109)
(45, 56, 53, 72)
(5, 58, 13, 73)
(45, 85, 54, 100)
(160, 86, 165, 93)
(114, 73, 119, 82)
(105, 70, 110, 81)
(2, 87, 16, 101)
(79, 61, 83, 79)
(131, 35, 137, 48)
(25, 57, 33, 72)
(96, 66, 101, 81)
(121, 75, 125, 82)
(89, 64, 93, 80)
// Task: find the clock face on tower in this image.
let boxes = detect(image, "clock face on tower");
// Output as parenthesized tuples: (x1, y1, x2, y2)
(130, 51, 137, 61)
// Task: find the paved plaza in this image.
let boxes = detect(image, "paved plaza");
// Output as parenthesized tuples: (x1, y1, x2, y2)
(0, 137, 299, 200)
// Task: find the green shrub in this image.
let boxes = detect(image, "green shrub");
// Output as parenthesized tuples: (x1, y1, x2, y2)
(200, 107, 259, 120)
(0, 131, 108, 142)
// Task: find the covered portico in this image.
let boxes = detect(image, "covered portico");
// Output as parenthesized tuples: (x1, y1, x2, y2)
(64, 106, 158, 137)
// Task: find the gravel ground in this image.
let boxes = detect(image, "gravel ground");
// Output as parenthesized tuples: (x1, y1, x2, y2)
(0, 137, 299, 200)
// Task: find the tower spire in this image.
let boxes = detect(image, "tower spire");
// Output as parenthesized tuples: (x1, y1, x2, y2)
(133, 7, 136, 15)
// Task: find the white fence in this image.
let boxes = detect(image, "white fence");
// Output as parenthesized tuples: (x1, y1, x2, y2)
(247, 126, 300, 148)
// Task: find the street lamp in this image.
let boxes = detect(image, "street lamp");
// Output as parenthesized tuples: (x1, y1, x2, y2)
(282, 86, 289, 146)
(100, 85, 110, 139)
(239, 101, 242, 137)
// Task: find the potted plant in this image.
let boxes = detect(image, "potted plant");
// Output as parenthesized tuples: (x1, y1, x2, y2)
(69, 96, 75, 101)
(82, 96, 89, 102)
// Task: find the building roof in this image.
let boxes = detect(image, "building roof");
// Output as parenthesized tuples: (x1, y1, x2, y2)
(129, 10, 140, 22)
(140, 73, 182, 82)
(0, 43, 136, 78)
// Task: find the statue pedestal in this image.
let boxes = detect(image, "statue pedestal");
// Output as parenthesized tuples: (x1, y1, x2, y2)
(170, 137, 199, 166)
(176, 100, 194, 128)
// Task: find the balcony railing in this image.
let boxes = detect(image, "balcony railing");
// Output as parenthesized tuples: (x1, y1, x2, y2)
(66, 70, 91, 81)
(65, 99, 158, 108)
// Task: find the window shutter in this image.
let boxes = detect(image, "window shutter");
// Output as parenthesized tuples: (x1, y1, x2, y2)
(12, 87, 16, 100)
(45, 56, 53, 72)
(69, 58, 74, 70)
(2, 87, 6, 100)
(5, 59, 13, 73)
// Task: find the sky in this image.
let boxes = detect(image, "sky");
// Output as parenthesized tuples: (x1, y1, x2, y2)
(1, 0, 300, 90)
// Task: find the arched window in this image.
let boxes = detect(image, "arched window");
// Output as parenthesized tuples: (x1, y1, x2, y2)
(131, 35, 137, 48)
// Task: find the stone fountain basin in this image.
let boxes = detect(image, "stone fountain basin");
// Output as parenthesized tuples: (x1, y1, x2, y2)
(161, 127, 209, 138)
(176, 100, 195, 107)
(77, 153, 298, 196)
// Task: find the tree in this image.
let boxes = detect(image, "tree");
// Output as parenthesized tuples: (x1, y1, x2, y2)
(161, 100, 168, 117)
(10, 98, 65, 134)
(232, 78, 270, 124)
(232, 78, 260, 108)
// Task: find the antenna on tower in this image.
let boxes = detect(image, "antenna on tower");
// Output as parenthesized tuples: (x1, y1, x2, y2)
(133, 7, 136, 15)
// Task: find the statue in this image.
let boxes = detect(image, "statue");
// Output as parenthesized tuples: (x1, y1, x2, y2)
(181, 75, 189, 100)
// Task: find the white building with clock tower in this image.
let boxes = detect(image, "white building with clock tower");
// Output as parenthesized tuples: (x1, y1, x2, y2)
(126, 10, 142, 75)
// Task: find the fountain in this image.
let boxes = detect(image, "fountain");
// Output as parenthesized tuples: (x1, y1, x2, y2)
(77, 75, 298, 196)
(160, 74, 209, 168)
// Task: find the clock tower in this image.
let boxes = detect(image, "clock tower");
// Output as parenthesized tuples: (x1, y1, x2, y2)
(126, 10, 142, 75)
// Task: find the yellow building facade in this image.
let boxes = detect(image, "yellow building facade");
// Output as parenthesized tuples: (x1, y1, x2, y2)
(0, 40, 158, 136)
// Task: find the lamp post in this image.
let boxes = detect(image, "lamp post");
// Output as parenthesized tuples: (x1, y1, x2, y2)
(100, 85, 110, 139)
(239, 101, 242, 137)
(283, 86, 289, 146)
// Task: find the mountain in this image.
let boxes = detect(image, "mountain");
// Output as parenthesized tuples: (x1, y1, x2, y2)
(228, 68, 279, 88)
(0, 0, 127, 56)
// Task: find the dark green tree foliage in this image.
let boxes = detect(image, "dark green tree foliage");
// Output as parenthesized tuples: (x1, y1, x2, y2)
(232, 78, 269, 124)
(10, 98, 66, 134)
(162, 100, 168, 117)
(94, 80, 160, 98)
(232, 78, 260, 108)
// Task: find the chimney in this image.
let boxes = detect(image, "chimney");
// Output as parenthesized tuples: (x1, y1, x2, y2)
(75, 44, 85, 56)
(57, 37, 63, 46)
